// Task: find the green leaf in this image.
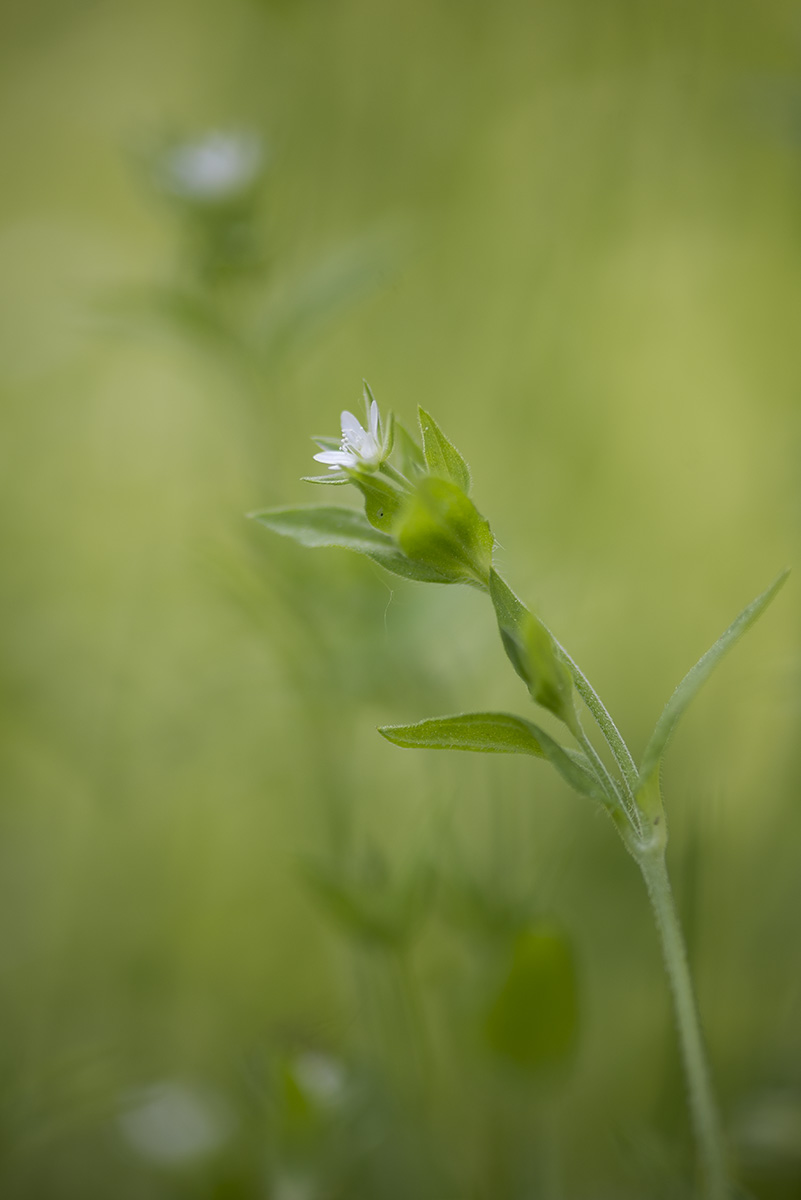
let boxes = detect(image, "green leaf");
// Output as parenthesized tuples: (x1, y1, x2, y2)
(378, 712, 547, 756)
(396, 477, 493, 587)
(418, 406, 472, 493)
(250, 505, 456, 583)
(638, 569, 790, 789)
(379, 711, 600, 800)
(488, 571, 529, 682)
(489, 571, 576, 730)
(348, 472, 405, 532)
(484, 924, 578, 1073)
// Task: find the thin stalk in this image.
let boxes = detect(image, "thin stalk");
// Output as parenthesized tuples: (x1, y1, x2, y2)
(380, 461, 413, 490)
(554, 639, 640, 802)
(637, 848, 729, 1200)
(575, 723, 629, 823)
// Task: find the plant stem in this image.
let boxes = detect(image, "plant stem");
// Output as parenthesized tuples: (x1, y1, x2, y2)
(637, 847, 729, 1200)
(554, 638, 640, 802)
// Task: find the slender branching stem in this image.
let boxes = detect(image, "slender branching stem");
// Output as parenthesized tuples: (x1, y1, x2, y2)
(575, 722, 628, 821)
(554, 639, 640, 805)
(637, 847, 729, 1200)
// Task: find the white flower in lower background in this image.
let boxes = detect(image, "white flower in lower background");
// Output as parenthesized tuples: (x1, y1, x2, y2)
(313, 391, 392, 474)
(118, 1080, 234, 1166)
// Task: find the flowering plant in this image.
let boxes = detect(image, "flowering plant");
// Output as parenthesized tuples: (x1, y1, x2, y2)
(252, 385, 787, 1200)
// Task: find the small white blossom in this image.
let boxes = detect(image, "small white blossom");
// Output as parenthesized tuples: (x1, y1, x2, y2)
(313, 397, 389, 473)
(158, 132, 264, 204)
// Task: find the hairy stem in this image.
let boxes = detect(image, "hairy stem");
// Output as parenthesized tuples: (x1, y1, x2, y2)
(637, 847, 729, 1200)
(554, 640, 640, 805)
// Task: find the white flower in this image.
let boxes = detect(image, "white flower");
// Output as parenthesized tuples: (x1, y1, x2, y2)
(159, 132, 264, 204)
(313, 397, 389, 473)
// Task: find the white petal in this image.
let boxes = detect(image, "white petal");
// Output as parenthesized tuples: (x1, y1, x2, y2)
(340, 410, 365, 445)
(313, 450, 357, 468)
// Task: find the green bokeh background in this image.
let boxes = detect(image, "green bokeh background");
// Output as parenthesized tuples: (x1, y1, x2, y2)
(1, 1, 799, 1196)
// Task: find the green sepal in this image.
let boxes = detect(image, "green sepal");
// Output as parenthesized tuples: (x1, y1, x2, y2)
(418, 406, 472, 493)
(348, 471, 405, 532)
(249, 505, 456, 583)
(483, 924, 578, 1073)
(301, 473, 349, 485)
(311, 436, 341, 451)
(637, 569, 789, 803)
(393, 420, 426, 480)
(489, 571, 577, 732)
(379, 710, 600, 800)
(396, 477, 493, 587)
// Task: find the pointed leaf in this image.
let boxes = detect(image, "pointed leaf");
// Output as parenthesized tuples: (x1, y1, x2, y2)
(378, 712, 547, 756)
(418, 406, 472, 493)
(489, 571, 576, 730)
(639, 570, 789, 787)
(250, 505, 456, 583)
(379, 711, 600, 800)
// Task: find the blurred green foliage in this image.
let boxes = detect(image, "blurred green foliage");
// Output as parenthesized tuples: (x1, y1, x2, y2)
(0, 0, 799, 1196)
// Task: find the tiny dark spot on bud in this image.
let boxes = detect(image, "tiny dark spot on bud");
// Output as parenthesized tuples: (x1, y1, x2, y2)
(653, 816, 660, 825)
(377, 509, 384, 518)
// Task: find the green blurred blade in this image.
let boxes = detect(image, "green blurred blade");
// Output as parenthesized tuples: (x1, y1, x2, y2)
(417, 406, 472, 493)
(639, 569, 789, 786)
(484, 924, 578, 1073)
(249, 505, 454, 583)
(378, 712, 547, 756)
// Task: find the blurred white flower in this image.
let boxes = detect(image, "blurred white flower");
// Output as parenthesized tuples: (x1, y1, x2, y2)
(313, 397, 389, 473)
(118, 1080, 234, 1166)
(294, 1051, 347, 1110)
(159, 132, 264, 203)
(273, 1170, 317, 1200)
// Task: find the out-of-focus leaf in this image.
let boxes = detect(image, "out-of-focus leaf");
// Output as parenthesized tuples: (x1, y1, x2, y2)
(378, 712, 547, 756)
(418, 406, 471, 493)
(638, 569, 789, 791)
(396, 477, 493, 587)
(301, 859, 431, 948)
(484, 924, 578, 1072)
(250, 506, 455, 583)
